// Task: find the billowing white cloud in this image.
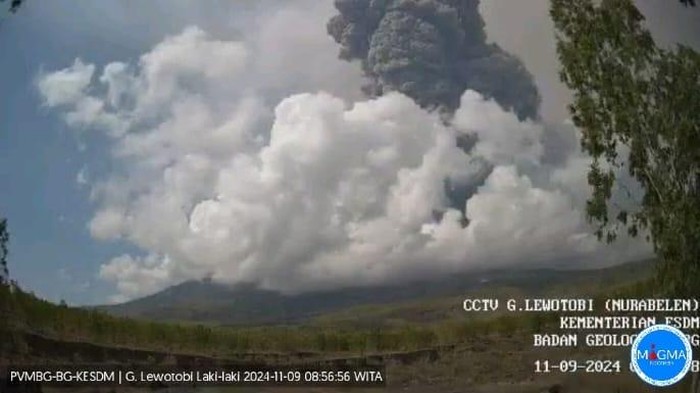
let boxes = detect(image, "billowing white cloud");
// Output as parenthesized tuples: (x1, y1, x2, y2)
(250, 0, 365, 100)
(38, 20, 650, 301)
(37, 59, 95, 107)
(453, 91, 544, 166)
(37, 58, 125, 133)
(99, 254, 174, 303)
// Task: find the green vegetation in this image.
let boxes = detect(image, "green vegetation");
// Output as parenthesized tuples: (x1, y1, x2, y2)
(99, 259, 654, 327)
(0, 271, 655, 360)
(552, 3, 700, 388)
(551, 0, 700, 299)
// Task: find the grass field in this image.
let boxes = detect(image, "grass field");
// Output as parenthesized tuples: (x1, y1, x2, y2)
(2, 260, 679, 392)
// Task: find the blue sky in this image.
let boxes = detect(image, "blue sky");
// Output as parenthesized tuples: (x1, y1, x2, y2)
(0, 0, 253, 304)
(1, 1, 697, 306)
(0, 0, 357, 305)
(1, 2, 129, 305)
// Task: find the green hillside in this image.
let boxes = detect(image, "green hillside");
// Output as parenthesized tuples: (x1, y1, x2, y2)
(1, 260, 655, 363)
(97, 259, 654, 326)
(0, 260, 666, 392)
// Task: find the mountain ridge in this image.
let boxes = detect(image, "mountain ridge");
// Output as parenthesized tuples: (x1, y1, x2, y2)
(96, 259, 653, 326)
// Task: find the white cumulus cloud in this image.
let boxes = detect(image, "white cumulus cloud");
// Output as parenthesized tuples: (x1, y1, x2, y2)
(38, 20, 650, 301)
(37, 59, 95, 107)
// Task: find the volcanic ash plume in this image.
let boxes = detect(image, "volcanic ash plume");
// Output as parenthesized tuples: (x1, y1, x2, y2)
(37, 22, 649, 302)
(327, 0, 541, 120)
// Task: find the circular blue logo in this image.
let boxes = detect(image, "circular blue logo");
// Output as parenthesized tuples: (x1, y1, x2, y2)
(631, 324, 692, 386)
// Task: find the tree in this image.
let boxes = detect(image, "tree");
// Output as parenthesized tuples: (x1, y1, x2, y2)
(0, 0, 22, 13)
(551, 0, 700, 299)
(0, 218, 8, 285)
(552, 4, 699, 391)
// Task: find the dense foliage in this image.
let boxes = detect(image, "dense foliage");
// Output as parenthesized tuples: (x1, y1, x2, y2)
(0, 278, 652, 358)
(551, 0, 700, 298)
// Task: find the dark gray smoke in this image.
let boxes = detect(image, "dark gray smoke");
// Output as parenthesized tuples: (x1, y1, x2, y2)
(327, 0, 541, 120)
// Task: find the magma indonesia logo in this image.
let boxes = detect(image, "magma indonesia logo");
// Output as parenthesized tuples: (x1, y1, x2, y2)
(631, 324, 693, 387)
